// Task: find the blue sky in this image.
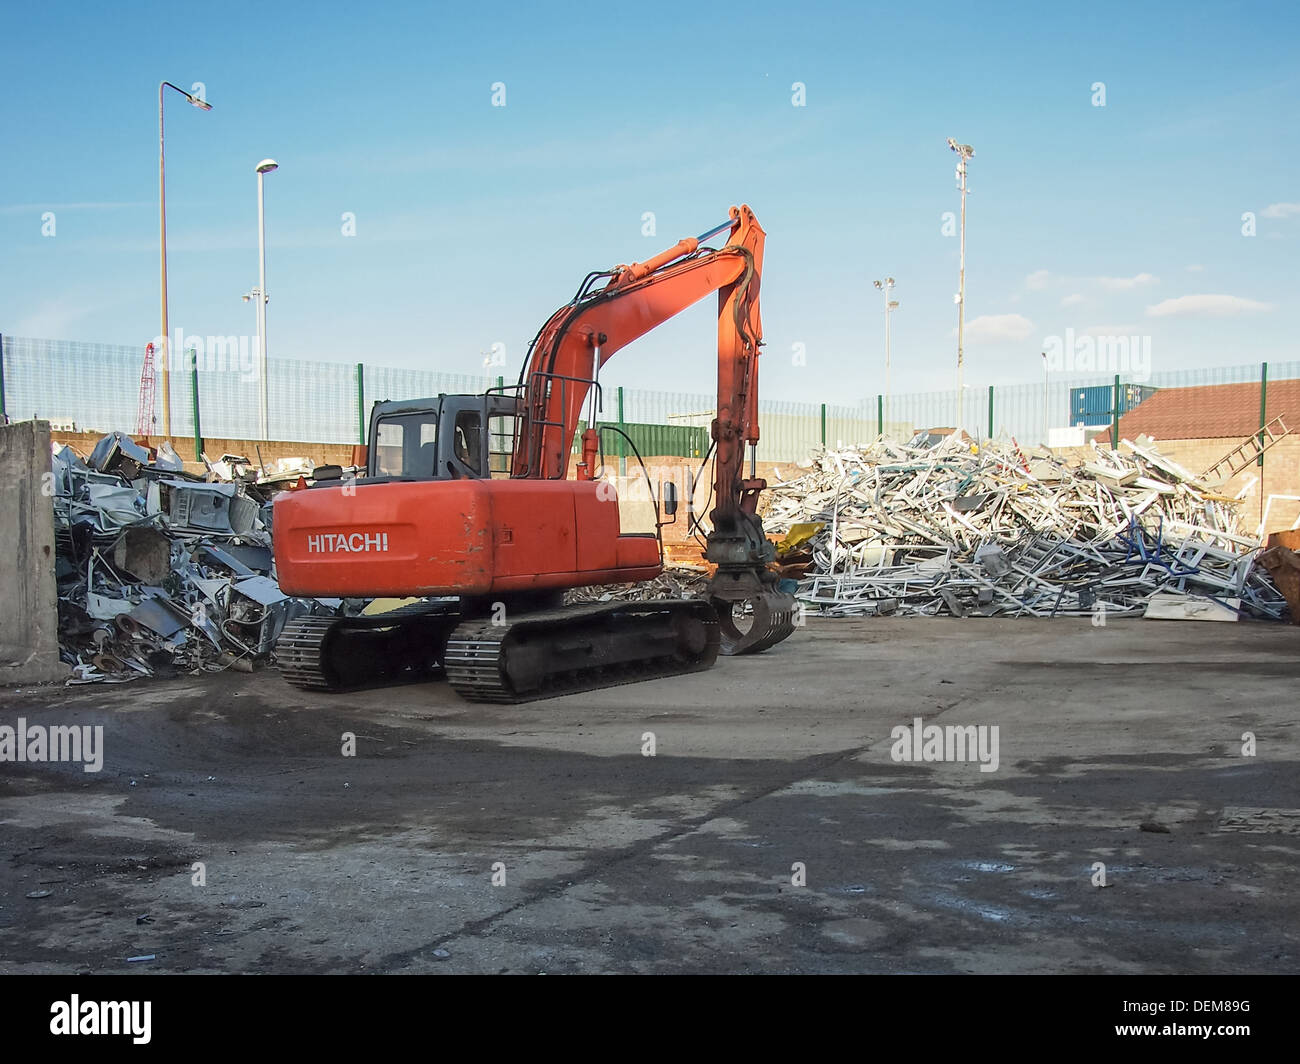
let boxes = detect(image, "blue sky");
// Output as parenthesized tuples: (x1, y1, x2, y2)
(2, 0, 1297, 405)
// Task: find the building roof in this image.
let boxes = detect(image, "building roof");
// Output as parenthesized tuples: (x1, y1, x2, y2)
(1115, 379, 1300, 441)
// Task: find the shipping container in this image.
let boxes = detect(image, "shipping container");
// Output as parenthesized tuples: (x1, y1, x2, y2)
(1068, 384, 1157, 427)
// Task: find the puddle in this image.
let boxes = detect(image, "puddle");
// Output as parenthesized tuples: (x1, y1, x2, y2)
(963, 860, 1017, 874)
(777, 780, 905, 799)
(925, 890, 1017, 924)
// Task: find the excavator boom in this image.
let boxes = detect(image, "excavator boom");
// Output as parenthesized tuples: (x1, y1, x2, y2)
(515, 206, 762, 492)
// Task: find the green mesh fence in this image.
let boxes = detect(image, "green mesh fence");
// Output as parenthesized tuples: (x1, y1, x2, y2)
(2, 334, 1296, 461)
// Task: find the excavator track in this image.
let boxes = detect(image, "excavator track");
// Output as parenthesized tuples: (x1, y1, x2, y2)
(443, 599, 720, 704)
(276, 601, 461, 692)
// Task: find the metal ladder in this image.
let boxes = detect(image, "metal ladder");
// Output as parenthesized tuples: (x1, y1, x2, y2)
(1200, 415, 1291, 482)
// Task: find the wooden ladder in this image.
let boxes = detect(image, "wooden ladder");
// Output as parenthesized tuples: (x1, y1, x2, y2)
(1201, 415, 1291, 482)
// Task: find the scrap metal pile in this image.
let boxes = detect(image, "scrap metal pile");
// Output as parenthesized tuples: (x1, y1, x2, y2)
(52, 433, 341, 684)
(763, 434, 1290, 621)
(565, 567, 712, 604)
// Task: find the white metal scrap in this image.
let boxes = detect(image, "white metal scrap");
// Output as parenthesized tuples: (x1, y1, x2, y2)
(764, 434, 1288, 620)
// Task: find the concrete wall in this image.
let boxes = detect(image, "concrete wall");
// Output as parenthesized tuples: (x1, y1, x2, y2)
(0, 420, 67, 684)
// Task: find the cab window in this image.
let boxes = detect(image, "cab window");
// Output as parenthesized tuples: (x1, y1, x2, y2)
(374, 414, 438, 477)
(452, 410, 482, 475)
(487, 414, 517, 477)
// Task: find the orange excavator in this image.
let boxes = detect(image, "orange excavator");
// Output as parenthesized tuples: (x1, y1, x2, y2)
(272, 204, 796, 702)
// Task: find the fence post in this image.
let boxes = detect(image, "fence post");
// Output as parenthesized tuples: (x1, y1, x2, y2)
(1259, 361, 1268, 468)
(617, 385, 626, 476)
(877, 394, 883, 438)
(820, 402, 826, 447)
(0, 334, 7, 424)
(496, 375, 504, 391)
(190, 356, 202, 459)
(987, 385, 994, 441)
(355, 363, 365, 444)
(1111, 374, 1121, 450)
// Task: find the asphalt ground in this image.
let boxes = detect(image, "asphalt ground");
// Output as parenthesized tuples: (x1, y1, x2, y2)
(1, 617, 1297, 974)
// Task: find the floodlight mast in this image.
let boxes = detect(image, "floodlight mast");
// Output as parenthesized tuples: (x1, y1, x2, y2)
(948, 138, 974, 434)
(872, 277, 897, 431)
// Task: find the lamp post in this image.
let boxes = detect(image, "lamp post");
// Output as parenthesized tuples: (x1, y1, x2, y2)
(1041, 351, 1049, 446)
(254, 159, 278, 441)
(159, 81, 212, 439)
(872, 278, 897, 431)
(947, 138, 974, 434)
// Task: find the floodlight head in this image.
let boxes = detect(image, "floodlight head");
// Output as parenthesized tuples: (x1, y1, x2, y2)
(256, 158, 279, 174)
(191, 97, 213, 111)
(888, 300, 899, 309)
(873, 279, 883, 289)
(886, 277, 895, 286)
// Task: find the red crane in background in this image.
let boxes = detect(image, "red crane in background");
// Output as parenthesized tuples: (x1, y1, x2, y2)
(136, 342, 157, 438)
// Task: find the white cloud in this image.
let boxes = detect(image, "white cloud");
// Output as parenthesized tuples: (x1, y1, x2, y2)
(1145, 294, 1275, 318)
(1096, 272, 1159, 290)
(1261, 202, 1300, 219)
(1025, 270, 1158, 292)
(961, 313, 1035, 342)
(1080, 324, 1142, 337)
(1060, 293, 1086, 306)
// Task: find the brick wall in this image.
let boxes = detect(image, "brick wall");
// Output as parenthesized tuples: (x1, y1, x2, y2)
(1054, 436, 1300, 536)
(50, 431, 357, 475)
(1157, 437, 1300, 535)
(51, 426, 1298, 538)
(592, 454, 804, 548)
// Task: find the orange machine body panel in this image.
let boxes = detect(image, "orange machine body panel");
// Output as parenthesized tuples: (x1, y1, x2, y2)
(273, 478, 661, 599)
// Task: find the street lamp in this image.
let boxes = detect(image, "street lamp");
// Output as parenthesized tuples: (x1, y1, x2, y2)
(254, 158, 278, 441)
(159, 81, 213, 438)
(872, 278, 898, 432)
(947, 137, 974, 434)
(1041, 351, 1049, 446)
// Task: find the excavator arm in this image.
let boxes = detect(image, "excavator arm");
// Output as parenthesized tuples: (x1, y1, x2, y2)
(513, 204, 794, 653)
(515, 205, 762, 493)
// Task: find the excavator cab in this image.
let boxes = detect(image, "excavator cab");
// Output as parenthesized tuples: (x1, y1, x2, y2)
(365, 394, 522, 482)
